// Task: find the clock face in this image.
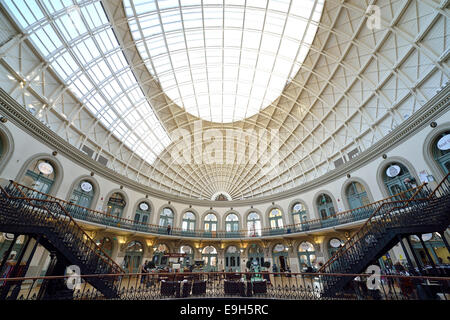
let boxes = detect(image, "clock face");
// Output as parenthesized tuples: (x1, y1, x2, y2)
(139, 202, 149, 211)
(386, 165, 401, 177)
(80, 181, 93, 192)
(38, 162, 54, 175)
(330, 238, 342, 248)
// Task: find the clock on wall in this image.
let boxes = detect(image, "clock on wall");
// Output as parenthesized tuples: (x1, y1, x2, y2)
(80, 181, 93, 192)
(139, 202, 149, 211)
(38, 162, 54, 175)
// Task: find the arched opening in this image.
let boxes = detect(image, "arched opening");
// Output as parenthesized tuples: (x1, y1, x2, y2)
(269, 208, 283, 235)
(159, 207, 174, 231)
(134, 201, 151, 231)
(225, 213, 239, 237)
(95, 237, 113, 258)
(328, 238, 344, 258)
(201, 246, 218, 271)
(203, 213, 218, 236)
(247, 212, 261, 237)
(432, 131, 450, 176)
(69, 180, 95, 209)
(224, 246, 241, 272)
(291, 202, 307, 225)
(346, 182, 370, 210)
(298, 241, 316, 271)
(382, 162, 416, 196)
(181, 211, 196, 234)
(179, 245, 194, 267)
(106, 192, 126, 219)
(248, 244, 264, 268)
(152, 243, 169, 266)
(20, 159, 56, 198)
(272, 244, 289, 273)
(123, 240, 143, 273)
(317, 194, 335, 220)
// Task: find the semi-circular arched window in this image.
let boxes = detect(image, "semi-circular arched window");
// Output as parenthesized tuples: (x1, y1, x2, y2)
(182, 211, 196, 231)
(432, 131, 450, 175)
(382, 162, 415, 196)
(269, 208, 283, 229)
(69, 180, 95, 208)
(292, 202, 307, 225)
(135, 201, 151, 225)
(247, 212, 261, 237)
(159, 207, 174, 227)
(225, 213, 239, 232)
(204, 213, 217, 232)
(298, 241, 316, 270)
(20, 159, 56, 196)
(106, 192, 126, 218)
(316, 194, 335, 219)
(346, 182, 369, 209)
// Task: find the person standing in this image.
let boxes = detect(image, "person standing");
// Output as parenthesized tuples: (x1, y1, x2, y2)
(167, 224, 171, 235)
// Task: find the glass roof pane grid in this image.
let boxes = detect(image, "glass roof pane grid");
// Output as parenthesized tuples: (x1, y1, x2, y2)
(125, 0, 323, 123)
(4, 0, 171, 164)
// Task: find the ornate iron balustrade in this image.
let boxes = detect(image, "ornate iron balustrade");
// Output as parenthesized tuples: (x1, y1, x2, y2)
(0, 271, 448, 300)
(4, 180, 431, 239)
(318, 173, 450, 296)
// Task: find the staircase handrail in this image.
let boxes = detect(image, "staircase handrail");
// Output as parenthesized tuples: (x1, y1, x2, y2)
(0, 183, 125, 274)
(318, 174, 449, 273)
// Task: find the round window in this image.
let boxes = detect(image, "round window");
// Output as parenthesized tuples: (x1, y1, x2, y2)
(139, 202, 149, 211)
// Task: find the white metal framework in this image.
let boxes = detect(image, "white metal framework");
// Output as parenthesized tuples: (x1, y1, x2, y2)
(124, 0, 324, 123)
(0, 0, 448, 201)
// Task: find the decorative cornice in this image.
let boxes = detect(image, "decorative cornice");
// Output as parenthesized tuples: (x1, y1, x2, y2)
(0, 84, 449, 207)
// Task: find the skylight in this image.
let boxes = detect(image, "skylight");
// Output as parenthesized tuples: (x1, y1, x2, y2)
(3, 0, 171, 163)
(124, 0, 324, 123)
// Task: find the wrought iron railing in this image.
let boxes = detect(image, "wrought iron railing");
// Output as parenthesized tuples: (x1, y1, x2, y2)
(0, 185, 125, 276)
(4, 180, 431, 239)
(0, 271, 448, 300)
(319, 174, 450, 274)
(316, 173, 450, 296)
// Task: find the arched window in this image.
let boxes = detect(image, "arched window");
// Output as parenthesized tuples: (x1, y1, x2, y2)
(346, 182, 370, 210)
(69, 180, 95, 208)
(135, 201, 151, 226)
(201, 246, 218, 271)
(272, 243, 289, 272)
(269, 208, 283, 229)
(204, 213, 217, 232)
(224, 246, 241, 272)
(106, 192, 126, 218)
(432, 131, 450, 175)
(317, 194, 335, 219)
(159, 207, 174, 227)
(225, 213, 239, 233)
(328, 238, 344, 258)
(382, 162, 416, 196)
(95, 237, 113, 257)
(248, 244, 264, 267)
(298, 242, 316, 270)
(20, 159, 55, 196)
(247, 212, 261, 237)
(182, 211, 196, 231)
(292, 202, 307, 225)
(123, 241, 143, 273)
(152, 243, 169, 266)
(179, 245, 194, 266)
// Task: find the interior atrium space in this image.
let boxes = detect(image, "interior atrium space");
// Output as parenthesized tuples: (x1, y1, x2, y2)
(0, 0, 449, 309)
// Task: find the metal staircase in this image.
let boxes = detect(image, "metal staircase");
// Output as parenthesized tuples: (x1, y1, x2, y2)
(318, 174, 450, 297)
(0, 183, 124, 299)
